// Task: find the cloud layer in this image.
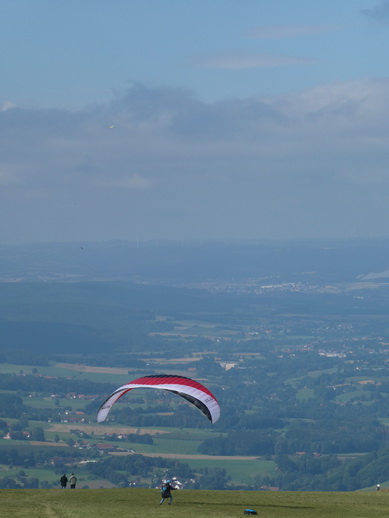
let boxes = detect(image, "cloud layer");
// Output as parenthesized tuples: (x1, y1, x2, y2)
(1, 78, 389, 243)
(363, 1, 389, 22)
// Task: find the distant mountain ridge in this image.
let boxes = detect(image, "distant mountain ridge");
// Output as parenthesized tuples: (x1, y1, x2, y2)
(2, 238, 389, 285)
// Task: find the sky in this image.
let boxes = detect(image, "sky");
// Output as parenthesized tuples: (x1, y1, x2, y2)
(2, 0, 389, 244)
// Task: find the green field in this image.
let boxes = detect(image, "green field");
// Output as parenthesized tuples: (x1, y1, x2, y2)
(1, 488, 388, 518)
(0, 361, 129, 384)
(0, 419, 276, 487)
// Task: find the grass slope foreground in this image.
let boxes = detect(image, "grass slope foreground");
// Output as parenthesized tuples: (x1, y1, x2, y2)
(1, 488, 388, 518)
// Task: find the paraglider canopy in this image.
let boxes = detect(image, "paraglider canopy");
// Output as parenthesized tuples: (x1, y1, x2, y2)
(97, 374, 220, 424)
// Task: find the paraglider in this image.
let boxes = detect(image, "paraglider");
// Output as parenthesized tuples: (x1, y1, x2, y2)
(97, 374, 220, 424)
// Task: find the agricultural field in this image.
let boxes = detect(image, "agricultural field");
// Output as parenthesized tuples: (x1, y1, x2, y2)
(2, 241, 389, 491)
(1, 343, 389, 491)
(0, 359, 277, 489)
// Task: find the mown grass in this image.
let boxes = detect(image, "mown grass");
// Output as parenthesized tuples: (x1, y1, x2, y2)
(1, 488, 388, 518)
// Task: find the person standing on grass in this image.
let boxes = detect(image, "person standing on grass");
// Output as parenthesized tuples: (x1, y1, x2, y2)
(159, 480, 176, 505)
(60, 474, 68, 489)
(69, 473, 77, 489)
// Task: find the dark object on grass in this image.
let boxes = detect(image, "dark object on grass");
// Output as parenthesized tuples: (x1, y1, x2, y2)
(244, 510, 257, 515)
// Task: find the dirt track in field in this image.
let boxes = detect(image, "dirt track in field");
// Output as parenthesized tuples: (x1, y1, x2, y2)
(29, 441, 69, 447)
(25, 440, 258, 460)
(48, 423, 168, 435)
(55, 363, 130, 375)
(110, 452, 259, 460)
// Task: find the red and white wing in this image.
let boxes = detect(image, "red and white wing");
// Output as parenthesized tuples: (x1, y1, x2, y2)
(97, 374, 220, 424)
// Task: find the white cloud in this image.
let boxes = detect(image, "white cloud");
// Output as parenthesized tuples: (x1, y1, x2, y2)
(194, 52, 314, 70)
(362, 1, 389, 22)
(358, 269, 389, 280)
(94, 174, 153, 190)
(0, 101, 16, 112)
(275, 77, 389, 115)
(246, 24, 339, 39)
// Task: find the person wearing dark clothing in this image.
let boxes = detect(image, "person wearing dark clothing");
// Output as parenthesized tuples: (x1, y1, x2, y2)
(159, 480, 176, 505)
(69, 473, 77, 489)
(60, 474, 68, 489)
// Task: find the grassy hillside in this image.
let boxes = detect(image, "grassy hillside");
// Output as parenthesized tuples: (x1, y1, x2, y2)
(1, 488, 388, 518)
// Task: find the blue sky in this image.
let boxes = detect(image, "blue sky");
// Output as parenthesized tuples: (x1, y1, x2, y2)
(2, 0, 389, 243)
